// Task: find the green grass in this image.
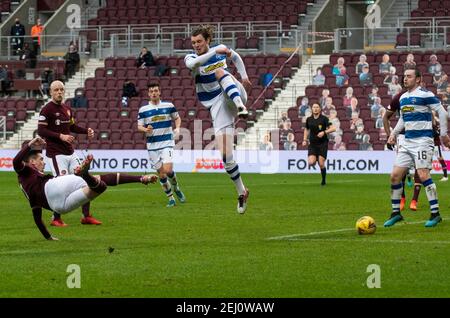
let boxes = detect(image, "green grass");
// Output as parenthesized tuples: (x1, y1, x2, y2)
(1, 171, 450, 297)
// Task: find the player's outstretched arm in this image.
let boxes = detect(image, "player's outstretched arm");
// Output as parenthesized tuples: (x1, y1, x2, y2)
(184, 45, 224, 70)
(32, 207, 56, 240)
(229, 49, 251, 91)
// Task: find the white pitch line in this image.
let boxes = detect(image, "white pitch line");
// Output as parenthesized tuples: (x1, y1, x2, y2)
(266, 219, 448, 241)
(284, 238, 450, 244)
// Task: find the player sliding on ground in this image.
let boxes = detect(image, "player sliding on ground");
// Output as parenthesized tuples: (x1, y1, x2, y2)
(385, 69, 450, 228)
(184, 24, 250, 213)
(14, 137, 158, 240)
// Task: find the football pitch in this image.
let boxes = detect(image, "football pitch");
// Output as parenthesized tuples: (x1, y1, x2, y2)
(2, 172, 450, 298)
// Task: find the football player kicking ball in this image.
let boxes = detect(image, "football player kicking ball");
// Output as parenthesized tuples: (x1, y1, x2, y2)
(14, 137, 158, 240)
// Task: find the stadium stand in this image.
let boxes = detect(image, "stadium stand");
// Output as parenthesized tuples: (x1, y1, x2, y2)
(396, 0, 450, 48)
(69, 53, 299, 150)
(286, 50, 450, 151)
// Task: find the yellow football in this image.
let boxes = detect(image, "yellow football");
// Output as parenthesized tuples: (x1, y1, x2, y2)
(356, 216, 376, 235)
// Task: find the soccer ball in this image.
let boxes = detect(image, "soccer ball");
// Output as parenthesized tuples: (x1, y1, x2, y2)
(356, 216, 376, 235)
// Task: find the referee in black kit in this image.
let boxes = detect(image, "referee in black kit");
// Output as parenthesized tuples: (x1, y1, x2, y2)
(302, 103, 336, 185)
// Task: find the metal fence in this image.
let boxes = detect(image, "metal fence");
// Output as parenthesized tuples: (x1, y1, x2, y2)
(334, 25, 450, 52)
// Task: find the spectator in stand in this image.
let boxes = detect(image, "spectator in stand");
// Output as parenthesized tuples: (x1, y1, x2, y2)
(328, 109, 340, 127)
(333, 57, 345, 75)
(64, 44, 80, 79)
(302, 108, 312, 124)
(379, 54, 392, 75)
(20, 42, 37, 68)
(312, 67, 325, 85)
(336, 67, 349, 87)
(359, 65, 373, 86)
(433, 63, 444, 86)
(259, 133, 273, 151)
(10, 18, 25, 55)
(322, 97, 336, 117)
(356, 54, 369, 75)
(333, 134, 346, 150)
(428, 54, 442, 76)
(347, 97, 360, 118)
(284, 132, 297, 150)
(403, 53, 416, 70)
(368, 85, 379, 107)
(343, 86, 354, 108)
(41, 67, 54, 97)
(359, 134, 373, 150)
(280, 120, 294, 143)
(278, 111, 289, 128)
(388, 75, 402, 96)
(331, 120, 343, 141)
(30, 18, 44, 56)
(383, 66, 397, 85)
(122, 79, 138, 107)
(0, 64, 10, 96)
(350, 112, 363, 132)
(137, 47, 155, 68)
(319, 89, 330, 108)
(376, 107, 386, 129)
(442, 86, 450, 107)
(298, 97, 310, 117)
(436, 73, 448, 95)
(352, 124, 365, 144)
(371, 96, 382, 119)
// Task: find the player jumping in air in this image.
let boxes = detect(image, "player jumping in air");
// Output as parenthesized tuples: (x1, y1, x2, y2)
(14, 137, 158, 240)
(385, 69, 450, 228)
(184, 24, 250, 213)
(302, 103, 336, 185)
(137, 83, 186, 207)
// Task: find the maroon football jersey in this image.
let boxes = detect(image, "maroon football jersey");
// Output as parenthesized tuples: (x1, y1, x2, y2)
(13, 146, 52, 210)
(37, 100, 87, 158)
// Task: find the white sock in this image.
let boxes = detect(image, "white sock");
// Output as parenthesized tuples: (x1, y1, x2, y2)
(391, 183, 403, 213)
(423, 178, 439, 214)
(225, 161, 245, 195)
(218, 73, 244, 109)
(160, 177, 174, 200)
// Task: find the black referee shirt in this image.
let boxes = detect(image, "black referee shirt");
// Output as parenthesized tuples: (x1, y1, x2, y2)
(306, 114, 331, 144)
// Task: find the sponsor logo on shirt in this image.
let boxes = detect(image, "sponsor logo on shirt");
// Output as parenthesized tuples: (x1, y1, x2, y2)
(203, 61, 225, 74)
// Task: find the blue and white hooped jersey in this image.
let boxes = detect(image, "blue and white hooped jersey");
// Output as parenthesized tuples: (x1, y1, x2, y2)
(399, 86, 441, 143)
(137, 101, 179, 151)
(184, 44, 228, 108)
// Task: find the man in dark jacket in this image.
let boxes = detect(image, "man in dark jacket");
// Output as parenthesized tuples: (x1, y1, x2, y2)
(10, 18, 25, 55)
(64, 44, 80, 79)
(136, 47, 155, 68)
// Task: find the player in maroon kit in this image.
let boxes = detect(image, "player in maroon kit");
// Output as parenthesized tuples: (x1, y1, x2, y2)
(383, 89, 422, 211)
(432, 110, 448, 182)
(38, 80, 99, 227)
(14, 137, 158, 240)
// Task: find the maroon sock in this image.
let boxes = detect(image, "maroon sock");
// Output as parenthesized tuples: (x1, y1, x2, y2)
(81, 173, 107, 194)
(100, 173, 142, 186)
(82, 202, 90, 217)
(412, 184, 421, 201)
(439, 159, 448, 177)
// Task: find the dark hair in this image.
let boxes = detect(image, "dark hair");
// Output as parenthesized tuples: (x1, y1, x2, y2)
(148, 82, 160, 89)
(405, 68, 421, 78)
(191, 24, 215, 43)
(21, 140, 41, 162)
